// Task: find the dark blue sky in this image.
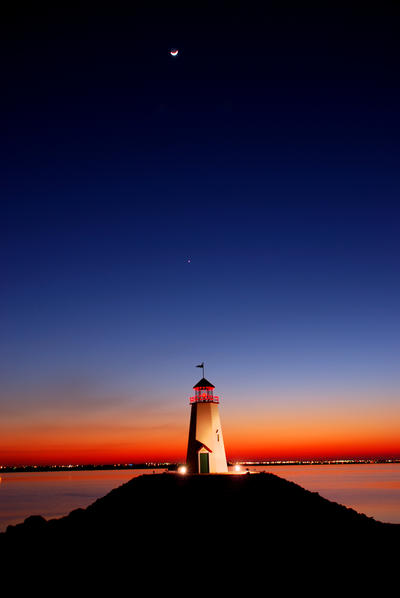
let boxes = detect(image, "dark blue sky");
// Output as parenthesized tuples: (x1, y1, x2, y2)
(1, 2, 400, 461)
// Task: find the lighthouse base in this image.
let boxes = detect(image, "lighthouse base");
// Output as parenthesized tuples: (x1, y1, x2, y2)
(186, 402, 228, 473)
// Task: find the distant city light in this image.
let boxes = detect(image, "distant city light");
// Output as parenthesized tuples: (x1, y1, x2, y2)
(178, 466, 187, 474)
(234, 464, 241, 472)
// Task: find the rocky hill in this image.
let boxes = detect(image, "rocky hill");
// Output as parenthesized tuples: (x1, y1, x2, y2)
(1, 472, 398, 570)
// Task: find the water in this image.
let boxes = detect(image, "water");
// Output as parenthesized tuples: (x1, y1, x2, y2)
(0, 469, 158, 531)
(0, 464, 399, 531)
(244, 463, 400, 524)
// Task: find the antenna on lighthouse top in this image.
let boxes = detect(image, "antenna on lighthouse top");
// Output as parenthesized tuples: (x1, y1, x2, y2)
(196, 362, 205, 378)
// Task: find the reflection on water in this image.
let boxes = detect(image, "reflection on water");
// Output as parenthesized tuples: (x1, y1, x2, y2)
(0, 464, 399, 531)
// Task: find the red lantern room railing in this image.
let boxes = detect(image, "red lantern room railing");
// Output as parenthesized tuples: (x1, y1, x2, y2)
(189, 378, 220, 404)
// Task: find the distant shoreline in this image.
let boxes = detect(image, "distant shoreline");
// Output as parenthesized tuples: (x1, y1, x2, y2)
(1, 459, 399, 473)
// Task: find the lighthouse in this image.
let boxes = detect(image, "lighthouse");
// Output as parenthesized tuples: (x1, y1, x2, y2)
(186, 369, 228, 473)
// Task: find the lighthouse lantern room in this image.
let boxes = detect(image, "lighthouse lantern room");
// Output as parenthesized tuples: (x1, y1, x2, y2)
(186, 374, 228, 474)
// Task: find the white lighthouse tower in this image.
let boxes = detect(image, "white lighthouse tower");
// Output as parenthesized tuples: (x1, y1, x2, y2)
(186, 367, 228, 473)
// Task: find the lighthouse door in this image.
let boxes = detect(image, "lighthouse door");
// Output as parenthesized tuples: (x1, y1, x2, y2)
(200, 452, 209, 473)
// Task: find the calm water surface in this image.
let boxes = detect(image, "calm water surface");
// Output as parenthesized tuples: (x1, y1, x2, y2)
(1, 464, 399, 531)
(0, 469, 152, 531)
(247, 463, 400, 524)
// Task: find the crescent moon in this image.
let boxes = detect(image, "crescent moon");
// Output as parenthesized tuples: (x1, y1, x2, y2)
(170, 49, 179, 57)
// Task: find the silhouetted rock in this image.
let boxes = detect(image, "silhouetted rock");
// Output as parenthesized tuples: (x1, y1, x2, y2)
(1, 473, 398, 572)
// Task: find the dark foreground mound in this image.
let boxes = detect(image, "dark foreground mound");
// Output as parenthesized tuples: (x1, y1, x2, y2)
(1, 472, 398, 571)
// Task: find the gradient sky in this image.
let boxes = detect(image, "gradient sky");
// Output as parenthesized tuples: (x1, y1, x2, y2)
(1, 3, 400, 464)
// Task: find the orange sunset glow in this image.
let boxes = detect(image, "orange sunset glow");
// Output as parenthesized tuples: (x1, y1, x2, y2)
(2, 390, 399, 465)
